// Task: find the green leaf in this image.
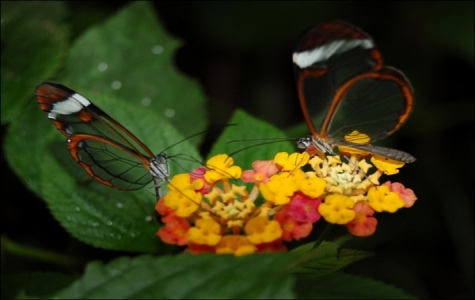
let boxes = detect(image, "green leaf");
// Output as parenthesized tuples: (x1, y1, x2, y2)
(1, 271, 78, 299)
(3, 101, 56, 195)
(4, 92, 201, 252)
(209, 109, 295, 169)
(52, 253, 295, 299)
(1, 1, 68, 123)
(294, 272, 416, 299)
(56, 1, 207, 141)
(3, 2, 209, 252)
(291, 242, 372, 279)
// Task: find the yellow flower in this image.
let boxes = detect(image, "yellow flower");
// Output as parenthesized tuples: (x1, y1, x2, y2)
(259, 172, 297, 205)
(299, 176, 326, 198)
(308, 155, 323, 170)
(274, 152, 309, 171)
(318, 194, 355, 224)
(164, 189, 201, 217)
(245, 216, 282, 244)
(216, 235, 256, 256)
(204, 187, 222, 204)
(186, 218, 222, 246)
(167, 173, 198, 192)
(205, 154, 242, 183)
(367, 185, 404, 213)
(156, 150, 416, 252)
(214, 198, 256, 220)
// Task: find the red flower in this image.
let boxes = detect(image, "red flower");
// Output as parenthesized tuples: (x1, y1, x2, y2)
(275, 207, 313, 241)
(287, 192, 321, 223)
(255, 239, 287, 253)
(186, 243, 216, 255)
(156, 217, 191, 245)
(190, 167, 212, 194)
(346, 202, 377, 237)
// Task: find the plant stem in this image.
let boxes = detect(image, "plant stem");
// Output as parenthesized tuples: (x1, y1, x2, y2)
(1, 236, 85, 269)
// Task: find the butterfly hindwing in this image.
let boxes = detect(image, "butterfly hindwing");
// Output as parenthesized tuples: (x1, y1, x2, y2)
(68, 134, 153, 190)
(325, 67, 414, 143)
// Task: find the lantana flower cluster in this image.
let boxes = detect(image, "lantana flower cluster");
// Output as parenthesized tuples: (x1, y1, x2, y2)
(155, 151, 417, 256)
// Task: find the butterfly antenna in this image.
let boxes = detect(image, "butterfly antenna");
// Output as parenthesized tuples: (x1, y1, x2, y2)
(167, 152, 208, 167)
(285, 151, 311, 177)
(159, 153, 259, 222)
(160, 124, 238, 154)
(226, 137, 297, 144)
(227, 139, 297, 158)
(167, 155, 202, 174)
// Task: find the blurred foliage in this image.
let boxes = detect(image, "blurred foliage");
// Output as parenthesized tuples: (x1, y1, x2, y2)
(1, 1, 473, 299)
(1, 1, 68, 123)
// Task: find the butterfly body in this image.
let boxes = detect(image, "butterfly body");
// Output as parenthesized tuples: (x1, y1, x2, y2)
(296, 136, 415, 163)
(293, 21, 415, 163)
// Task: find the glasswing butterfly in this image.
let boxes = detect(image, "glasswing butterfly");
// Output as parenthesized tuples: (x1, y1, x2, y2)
(35, 82, 170, 199)
(292, 20, 416, 163)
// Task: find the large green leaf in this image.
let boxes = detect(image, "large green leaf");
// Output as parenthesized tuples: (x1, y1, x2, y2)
(3, 2, 209, 252)
(3, 101, 56, 195)
(1, 1, 68, 123)
(5, 92, 201, 252)
(209, 109, 295, 169)
(291, 242, 372, 279)
(294, 272, 416, 299)
(1, 272, 78, 299)
(52, 254, 295, 299)
(56, 1, 207, 141)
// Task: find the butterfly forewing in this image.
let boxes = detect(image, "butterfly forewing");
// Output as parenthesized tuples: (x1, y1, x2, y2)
(35, 82, 154, 158)
(35, 82, 166, 192)
(293, 21, 386, 138)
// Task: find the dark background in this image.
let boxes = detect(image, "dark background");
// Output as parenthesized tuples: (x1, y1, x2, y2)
(2, 1, 473, 298)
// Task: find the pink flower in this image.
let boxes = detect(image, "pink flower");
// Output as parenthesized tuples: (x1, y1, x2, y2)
(190, 167, 212, 194)
(346, 202, 377, 237)
(384, 181, 417, 208)
(242, 160, 278, 184)
(287, 192, 321, 223)
(275, 207, 313, 241)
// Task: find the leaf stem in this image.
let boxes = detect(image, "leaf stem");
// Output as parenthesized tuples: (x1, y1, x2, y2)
(1, 236, 85, 269)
